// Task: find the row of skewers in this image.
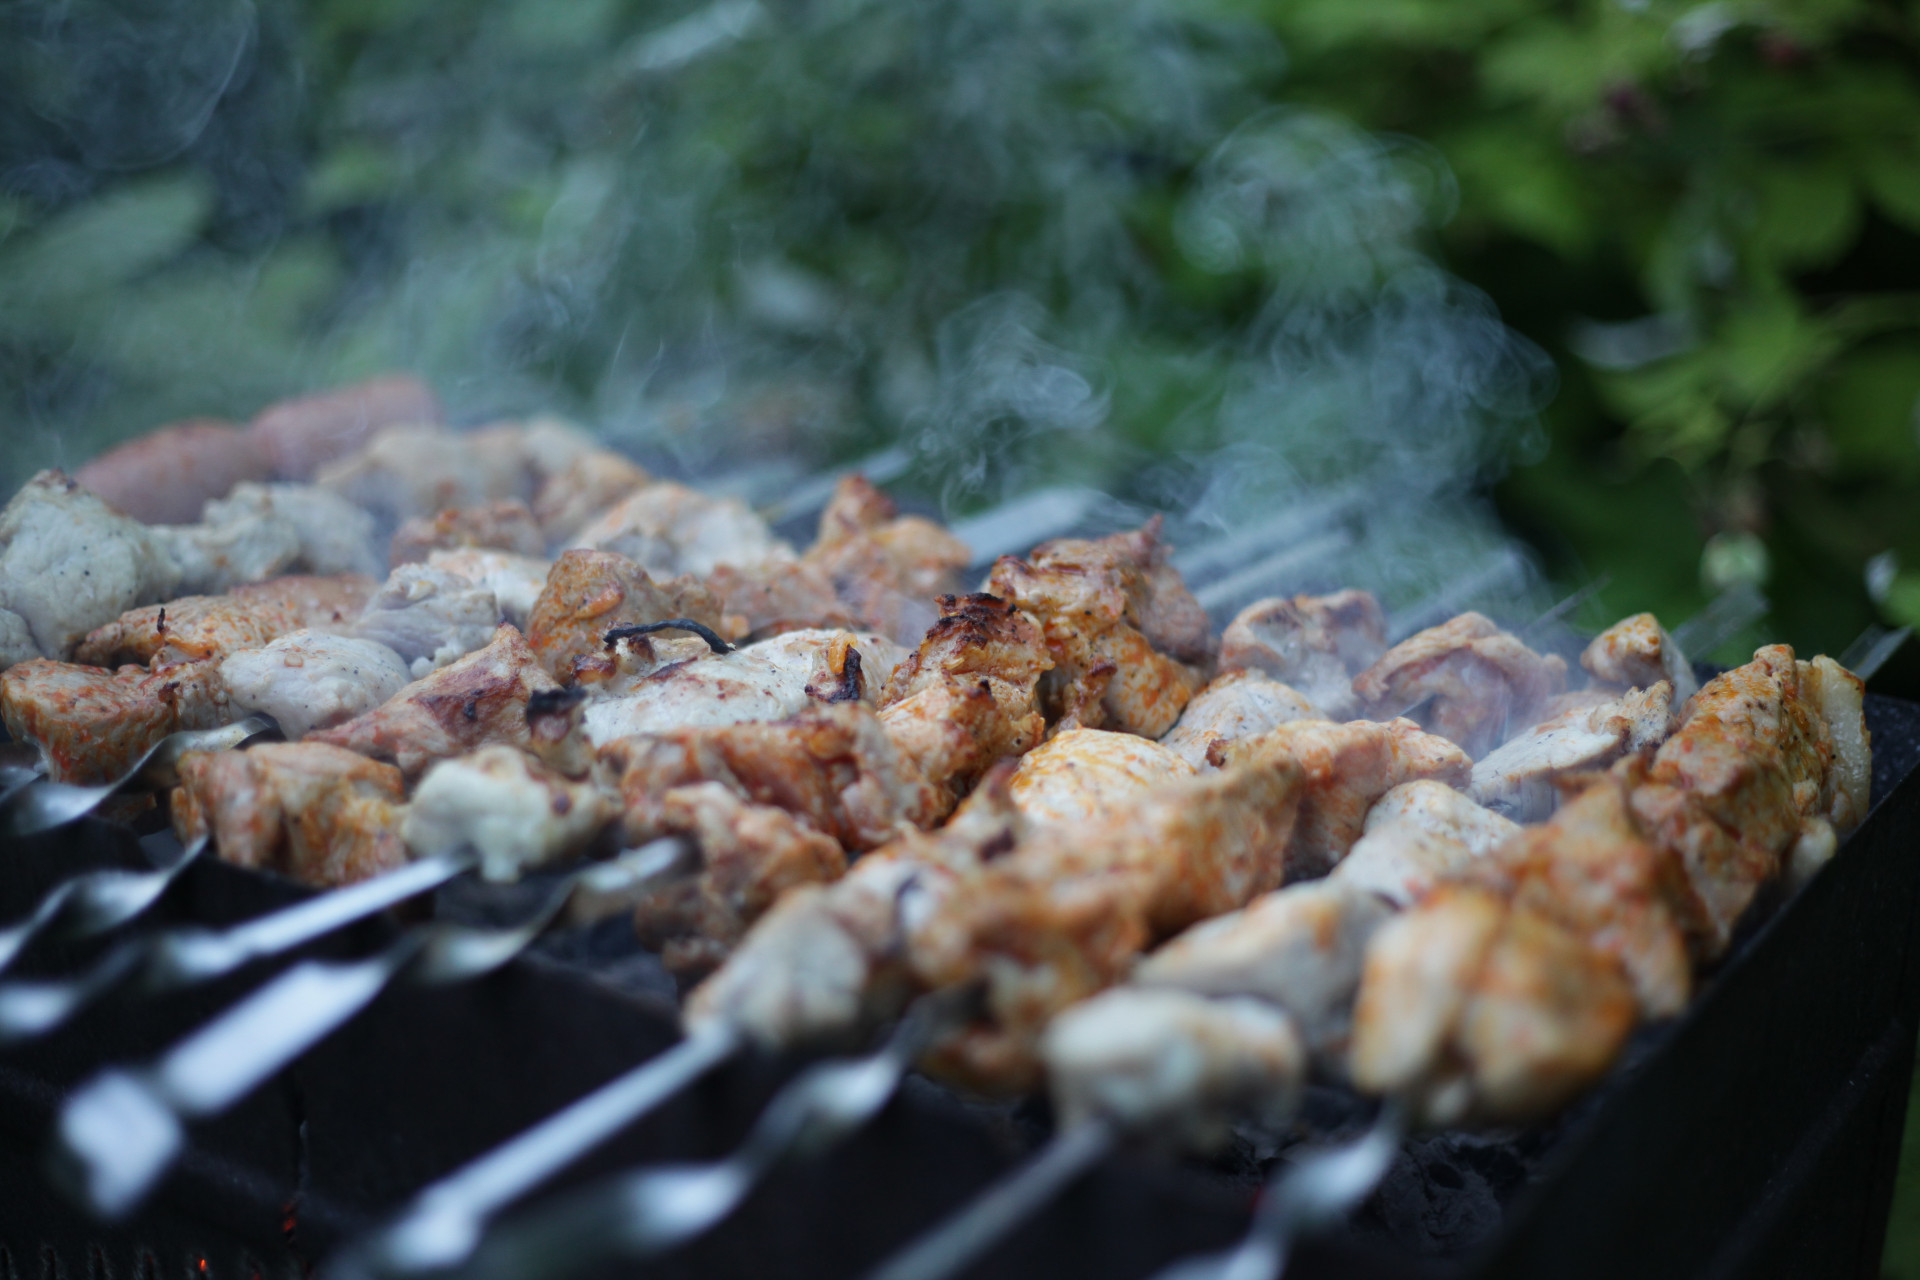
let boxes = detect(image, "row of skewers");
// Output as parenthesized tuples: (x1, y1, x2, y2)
(0, 374, 1878, 1279)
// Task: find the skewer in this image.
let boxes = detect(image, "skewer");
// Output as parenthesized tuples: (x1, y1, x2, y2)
(53, 841, 688, 1217)
(0, 835, 207, 979)
(1840, 624, 1910, 683)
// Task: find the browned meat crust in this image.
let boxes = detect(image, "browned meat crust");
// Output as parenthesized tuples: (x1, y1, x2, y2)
(0, 658, 230, 784)
(389, 500, 546, 567)
(171, 741, 409, 887)
(801, 475, 970, 644)
(73, 575, 374, 669)
(307, 624, 562, 778)
(524, 549, 725, 684)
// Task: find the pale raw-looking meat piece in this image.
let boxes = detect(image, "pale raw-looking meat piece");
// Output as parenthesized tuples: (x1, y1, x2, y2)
(1214, 717, 1471, 880)
(1159, 668, 1320, 770)
(74, 575, 375, 670)
(1005, 727, 1194, 826)
(1352, 611, 1568, 758)
(172, 483, 387, 582)
(570, 480, 795, 577)
(427, 548, 553, 629)
(629, 782, 850, 980)
(0, 471, 181, 665)
(316, 424, 522, 527)
(75, 419, 271, 525)
(0, 610, 33, 670)
(352, 563, 503, 678)
(1469, 681, 1675, 821)
(800, 475, 971, 646)
(602, 701, 940, 852)
(1332, 779, 1518, 908)
(1218, 590, 1386, 721)
(247, 374, 441, 480)
(403, 745, 615, 883)
(171, 741, 411, 888)
(877, 593, 1053, 815)
(1582, 611, 1698, 705)
(1349, 884, 1637, 1127)
(1041, 989, 1305, 1147)
(987, 520, 1209, 738)
(219, 630, 412, 739)
(390, 499, 547, 566)
(308, 625, 563, 779)
(1466, 775, 1696, 1018)
(148, 513, 301, 596)
(0, 658, 229, 784)
(582, 628, 906, 745)
(1134, 878, 1391, 1070)
(524, 549, 725, 684)
(684, 773, 1029, 1048)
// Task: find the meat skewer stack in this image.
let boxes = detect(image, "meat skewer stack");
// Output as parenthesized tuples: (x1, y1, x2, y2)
(0, 376, 1878, 1280)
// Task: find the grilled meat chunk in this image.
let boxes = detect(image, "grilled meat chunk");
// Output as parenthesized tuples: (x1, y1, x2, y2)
(531, 449, 651, 545)
(219, 631, 412, 740)
(75, 575, 374, 670)
(1622, 645, 1867, 957)
(425, 548, 552, 630)
(316, 424, 523, 527)
(570, 481, 794, 577)
(1218, 590, 1387, 720)
(986, 521, 1208, 737)
(604, 701, 940, 851)
(402, 745, 615, 882)
(390, 500, 547, 567)
(524, 549, 725, 684)
(1582, 612, 1697, 705)
(151, 483, 384, 595)
(308, 625, 563, 778)
(1350, 884, 1638, 1126)
(705, 561, 861, 641)
(170, 742, 410, 887)
(877, 593, 1053, 812)
(583, 628, 905, 745)
(247, 374, 441, 480)
(0, 658, 229, 784)
(630, 782, 850, 980)
(75, 419, 270, 526)
(1005, 727, 1194, 826)
(1469, 681, 1675, 821)
(0, 611, 33, 671)
(801, 475, 971, 646)
(1160, 668, 1319, 769)
(1134, 878, 1391, 1069)
(1331, 779, 1518, 908)
(0, 471, 181, 665)
(1214, 718, 1472, 880)
(1041, 989, 1305, 1145)
(351, 564, 502, 677)
(1352, 611, 1568, 757)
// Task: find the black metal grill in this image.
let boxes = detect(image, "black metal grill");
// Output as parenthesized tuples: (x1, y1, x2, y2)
(2, 692, 1917, 1280)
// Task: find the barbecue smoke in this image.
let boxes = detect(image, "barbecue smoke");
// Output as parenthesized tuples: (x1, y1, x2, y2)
(0, 0, 1556, 625)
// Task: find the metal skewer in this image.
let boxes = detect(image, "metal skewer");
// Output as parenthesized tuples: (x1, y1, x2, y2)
(1840, 625, 1911, 683)
(0, 835, 208, 979)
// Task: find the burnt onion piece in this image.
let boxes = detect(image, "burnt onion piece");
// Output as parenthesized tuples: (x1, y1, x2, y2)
(603, 619, 736, 655)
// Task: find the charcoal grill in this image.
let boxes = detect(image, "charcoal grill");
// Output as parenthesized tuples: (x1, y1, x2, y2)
(0, 688, 1915, 1280)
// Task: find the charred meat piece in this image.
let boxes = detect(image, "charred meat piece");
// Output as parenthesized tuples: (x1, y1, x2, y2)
(584, 628, 905, 744)
(390, 500, 547, 567)
(570, 480, 794, 578)
(1469, 681, 1675, 821)
(800, 475, 971, 646)
(1350, 884, 1638, 1127)
(1041, 989, 1305, 1146)
(171, 742, 411, 888)
(986, 520, 1209, 738)
(1623, 646, 1868, 956)
(1214, 718, 1471, 880)
(1005, 727, 1194, 826)
(1582, 611, 1698, 705)
(603, 701, 940, 852)
(1218, 590, 1387, 721)
(402, 745, 615, 883)
(877, 593, 1053, 813)
(1134, 878, 1390, 1071)
(219, 631, 412, 740)
(75, 575, 374, 670)
(524, 549, 725, 685)
(1352, 611, 1568, 758)
(1331, 779, 1518, 908)
(0, 658, 229, 784)
(75, 419, 270, 526)
(1160, 668, 1319, 770)
(247, 374, 441, 481)
(308, 624, 563, 779)
(630, 782, 850, 980)
(0, 471, 181, 666)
